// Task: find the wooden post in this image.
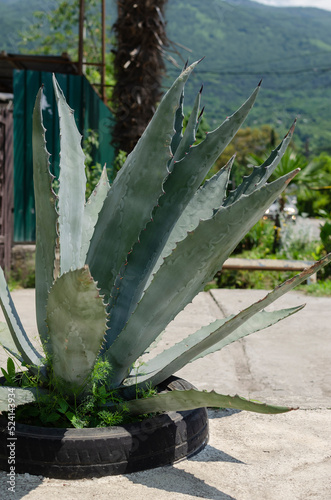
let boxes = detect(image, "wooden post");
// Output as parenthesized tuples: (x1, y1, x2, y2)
(78, 0, 85, 75)
(101, 0, 106, 103)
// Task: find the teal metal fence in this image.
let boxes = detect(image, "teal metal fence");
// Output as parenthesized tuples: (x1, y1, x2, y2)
(13, 70, 116, 242)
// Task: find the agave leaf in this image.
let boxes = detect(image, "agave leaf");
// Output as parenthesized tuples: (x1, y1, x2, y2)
(0, 321, 24, 362)
(79, 166, 110, 265)
(190, 306, 303, 361)
(170, 88, 184, 156)
(105, 88, 202, 346)
(86, 61, 200, 301)
(107, 90, 202, 311)
(46, 267, 107, 386)
(32, 87, 58, 348)
(118, 389, 294, 415)
(105, 85, 260, 348)
(170, 86, 202, 166)
(53, 75, 86, 275)
(153, 128, 293, 275)
(149, 156, 235, 283)
(224, 121, 295, 206)
(107, 87, 202, 315)
(178, 156, 234, 224)
(0, 386, 47, 412)
(126, 254, 331, 391)
(140, 87, 261, 293)
(106, 170, 299, 386)
(125, 305, 304, 390)
(0, 268, 44, 373)
(170, 63, 200, 157)
(190, 255, 331, 356)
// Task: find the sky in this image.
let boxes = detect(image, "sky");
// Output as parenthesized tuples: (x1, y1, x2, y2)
(251, 0, 331, 11)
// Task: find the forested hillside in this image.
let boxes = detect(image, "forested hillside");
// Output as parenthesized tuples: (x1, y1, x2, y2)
(0, 0, 52, 52)
(165, 0, 331, 153)
(1, 0, 331, 153)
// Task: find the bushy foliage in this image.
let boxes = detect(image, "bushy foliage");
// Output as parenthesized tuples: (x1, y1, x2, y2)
(19, 0, 115, 101)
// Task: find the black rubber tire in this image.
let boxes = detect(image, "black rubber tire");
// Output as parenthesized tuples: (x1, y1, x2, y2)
(0, 377, 208, 479)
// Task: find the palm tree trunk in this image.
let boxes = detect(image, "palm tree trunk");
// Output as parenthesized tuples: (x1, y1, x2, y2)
(112, 0, 168, 154)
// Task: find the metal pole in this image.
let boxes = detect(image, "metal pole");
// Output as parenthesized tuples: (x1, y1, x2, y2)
(101, 0, 106, 103)
(78, 0, 85, 75)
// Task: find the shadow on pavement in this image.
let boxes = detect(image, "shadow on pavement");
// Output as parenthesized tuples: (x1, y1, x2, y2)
(189, 444, 244, 464)
(128, 464, 237, 500)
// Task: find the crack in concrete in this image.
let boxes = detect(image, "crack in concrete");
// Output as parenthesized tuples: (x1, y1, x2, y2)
(207, 289, 227, 318)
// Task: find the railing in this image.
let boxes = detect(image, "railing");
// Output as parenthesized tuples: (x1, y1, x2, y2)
(222, 257, 316, 283)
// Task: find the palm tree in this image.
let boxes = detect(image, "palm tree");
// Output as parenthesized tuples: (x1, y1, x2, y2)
(111, 0, 168, 154)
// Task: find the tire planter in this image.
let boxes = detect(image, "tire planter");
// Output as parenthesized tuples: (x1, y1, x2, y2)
(0, 377, 208, 479)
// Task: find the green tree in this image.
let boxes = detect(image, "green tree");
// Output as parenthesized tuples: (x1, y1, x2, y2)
(250, 148, 331, 217)
(19, 0, 115, 101)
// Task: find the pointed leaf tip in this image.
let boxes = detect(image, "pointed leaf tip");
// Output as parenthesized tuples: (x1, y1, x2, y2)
(286, 167, 300, 184)
(121, 388, 296, 416)
(291, 118, 298, 132)
(285, 119, 297, 138)
(199, 84, 203, 94)
(258, 79, 263, 87)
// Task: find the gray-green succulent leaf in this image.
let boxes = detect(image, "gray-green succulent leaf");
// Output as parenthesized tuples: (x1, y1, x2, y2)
(32, 86, 58, 350)
(130, 253, 329, 390)
(0, 386, 48, 412)
(124, 305, 304, 390)
(80, 165, 110, 265)
(4, 60, 330, 419)
(170, 85, 184, 156)
(149, 155, 235, 282)
(224, 120, 296, 206)
(117, 388, 295, 415)
(0, 321, 24, 363)
(169, 85, 202, 166)
(104, 82, 260, 349)
(86, 61, 200, 302)
(0, 268, 45, 375)
(46, 267, 107, 387)
(104, 89, 204, 347)
(105, 169, 299, 386)
(149, 123, 295, 285)
(53, 74, 87, 275)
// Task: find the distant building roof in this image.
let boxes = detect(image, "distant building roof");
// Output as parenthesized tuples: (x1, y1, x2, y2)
(0, 52, 79, 93)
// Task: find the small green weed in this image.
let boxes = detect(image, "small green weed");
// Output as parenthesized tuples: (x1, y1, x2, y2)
(1, 357, 157, 428)
(213, 268, 298, 290)
(7, 268, 35, 291)
(1, 358, 17, 386)
(210, 217, 331, 294)
(297, 279, 331, 297)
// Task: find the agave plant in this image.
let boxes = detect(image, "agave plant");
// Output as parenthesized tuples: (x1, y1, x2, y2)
(0, 61, 330, 418)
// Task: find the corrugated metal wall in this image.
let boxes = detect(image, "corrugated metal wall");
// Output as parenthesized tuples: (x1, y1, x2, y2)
(0, 108, 14, 274)
(13, 70, 116, 242)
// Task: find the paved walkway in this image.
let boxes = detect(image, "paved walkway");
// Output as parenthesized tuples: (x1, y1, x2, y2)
(0, 288, 330, 499)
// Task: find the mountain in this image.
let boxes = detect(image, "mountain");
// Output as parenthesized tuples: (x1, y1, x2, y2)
(164, 0, 331, 153)
(0, 0, 54, 53)
(1, 0, 331, 153)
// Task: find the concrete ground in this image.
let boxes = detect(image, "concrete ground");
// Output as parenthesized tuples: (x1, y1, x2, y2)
(0, 288, 330, 499)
